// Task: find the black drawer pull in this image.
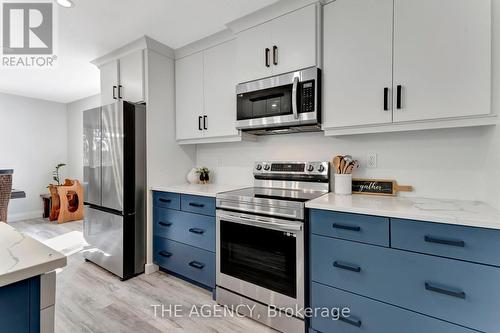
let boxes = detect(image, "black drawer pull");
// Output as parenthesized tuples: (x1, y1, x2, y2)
(158, 198, 172, 203)
(158, 221, 172, 227)
(425, 282, 466, 299)
(188, 261, 205, 269)
(332, 223, 361, 232)
(159, 251, 172, 258)
(189, 228, 205, 235)
(424, 235, 465, 248)
(340, 316, 362, 328)
(333, 261, 361, 273)
(188, 202, 205, 208)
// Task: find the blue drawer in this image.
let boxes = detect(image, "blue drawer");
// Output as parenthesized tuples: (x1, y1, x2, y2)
(153, 236, 215, 288)
(310, 282, 477, 333)
(392, 218, 500, 267)
(310, 209, 389, 246)
(311, 234, 500, 332)
(181, 194, 215, 217)
(153, 207, 215, 252)
(153, 191, 180, 210)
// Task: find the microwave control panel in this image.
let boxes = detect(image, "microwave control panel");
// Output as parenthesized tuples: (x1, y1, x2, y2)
(301, 80, 315, 113)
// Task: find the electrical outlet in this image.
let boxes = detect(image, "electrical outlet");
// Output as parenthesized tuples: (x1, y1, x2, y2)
(367, 153, 377, 168)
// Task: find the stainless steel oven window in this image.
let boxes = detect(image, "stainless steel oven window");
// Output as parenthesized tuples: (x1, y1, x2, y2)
(216, 211, 305, 311)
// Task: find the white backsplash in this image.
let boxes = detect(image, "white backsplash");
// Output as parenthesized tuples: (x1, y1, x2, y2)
(196, 126, 499, 206)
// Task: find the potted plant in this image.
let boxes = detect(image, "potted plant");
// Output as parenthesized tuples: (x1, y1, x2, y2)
(196, 167, 210, 184)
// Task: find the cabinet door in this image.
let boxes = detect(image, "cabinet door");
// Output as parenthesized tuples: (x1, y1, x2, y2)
(393, 0, 491, 122)
(236, 22, 272, 83)
(119, 50, 145, 103)
(323, 0, 393, 128)
(203, 39, 239, 139)
(100, 60, 119, 105)
(270, 4, 317, 76)
(175, 52, 204, 140)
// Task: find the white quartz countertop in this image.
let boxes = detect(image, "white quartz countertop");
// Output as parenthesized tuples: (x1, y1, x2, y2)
(306, 193, 500, 230)
(152, 183, 246, 197)
(0, 222, 67, 287)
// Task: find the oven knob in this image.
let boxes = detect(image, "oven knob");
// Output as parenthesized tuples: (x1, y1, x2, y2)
(318, 165, 325, 172)
(264, 164, 271, 171)
(256, 164, 262, 171)
(307, 165, 315, 172)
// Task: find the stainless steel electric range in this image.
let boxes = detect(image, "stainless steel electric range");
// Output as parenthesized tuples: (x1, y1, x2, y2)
(215, 161, 330, 333)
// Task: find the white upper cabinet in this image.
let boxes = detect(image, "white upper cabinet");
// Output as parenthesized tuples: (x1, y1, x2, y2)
(119, 50, 145, 103)
(236, 3, 319, 84)
(323, 0, 393, 128)
(100, 60, 119, 105)
(203, 39, 239, 139)
(99, 50, 145, 105)
(392, 0, 491, 122)
(270, 3, 318, 76)
(236, 23, 272, 84)
(175, 51, 204, 141)
(323, 0, 494, 136)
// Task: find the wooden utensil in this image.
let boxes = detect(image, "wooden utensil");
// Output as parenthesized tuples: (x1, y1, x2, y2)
(332, 156, 342, 174)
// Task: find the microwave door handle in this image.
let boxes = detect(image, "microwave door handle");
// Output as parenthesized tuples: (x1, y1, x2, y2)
(292, 76, 299, 119)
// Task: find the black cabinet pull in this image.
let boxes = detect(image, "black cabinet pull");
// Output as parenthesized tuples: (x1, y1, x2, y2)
(189, 228, 205, 235)
(272, 45, 278, 65)
(265, 48, 270, 67)
(384, 87, 389, 111)
(159, 251, 172, 258)
(158, 221, 172, 227)
(425, 282, 466, 299)
(396, 85, 402, 109)
(424, 235, 465, 248)
(188, 261, 205, 269)
(158, 198, 171, 203)
(112, 86, 117, 100)
(333, 261, 361, 273)
(198, 116, 203, 131)
(340, 316, 362, 328)
(118, 85, 123, 99)
(203, 115, 207, 130)
(189, 202, 205, 208)
(332, 223, 361, 232)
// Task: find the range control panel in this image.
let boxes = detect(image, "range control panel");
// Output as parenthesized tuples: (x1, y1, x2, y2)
(254, 161, 329, 176)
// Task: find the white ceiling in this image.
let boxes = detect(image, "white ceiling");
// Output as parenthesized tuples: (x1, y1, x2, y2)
(0, 0, 277, 103)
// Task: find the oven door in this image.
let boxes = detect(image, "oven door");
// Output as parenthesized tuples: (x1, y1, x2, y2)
(216, 210, 304, 313)
(236, 67, 319, 130)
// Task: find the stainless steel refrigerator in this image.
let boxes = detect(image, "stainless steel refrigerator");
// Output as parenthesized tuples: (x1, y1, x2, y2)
(83, 101, 146, 280)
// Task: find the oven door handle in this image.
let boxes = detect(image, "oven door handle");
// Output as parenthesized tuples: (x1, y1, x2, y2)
(292, 76, 300, 119)
(218, 212, 302, 232)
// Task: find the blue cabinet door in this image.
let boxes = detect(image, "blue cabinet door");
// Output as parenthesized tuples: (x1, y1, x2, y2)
(311, 234, 500, 332)
(153, 191, 181, 210)
(0, 276, 40, 333)
(181, 194, 216, 216)
(311, 282, 477, 333)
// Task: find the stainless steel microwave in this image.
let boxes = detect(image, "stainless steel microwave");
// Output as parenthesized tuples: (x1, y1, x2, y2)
(236, 67, 321, 135)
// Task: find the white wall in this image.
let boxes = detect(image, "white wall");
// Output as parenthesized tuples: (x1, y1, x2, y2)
(66, 94, 101, 181)
(196, 0, 500, 209)
(0, 92, 67, 221)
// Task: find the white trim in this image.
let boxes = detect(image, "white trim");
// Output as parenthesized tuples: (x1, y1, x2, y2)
(91, 36, 174, 68)
(174, 29, 236, 60)
(7, 210, 43, 222)
(177, 132, 257, 145)
(226, 0, 319, 33)
(323, 114, 498, 136)
(145, 263, 159, 275)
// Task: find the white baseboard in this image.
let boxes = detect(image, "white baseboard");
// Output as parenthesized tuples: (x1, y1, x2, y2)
(7, 210, 43, 222)
(145, 263, 159, 275)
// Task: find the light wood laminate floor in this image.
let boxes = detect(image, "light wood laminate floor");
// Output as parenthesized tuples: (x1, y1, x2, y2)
(10, 218, 277, 333)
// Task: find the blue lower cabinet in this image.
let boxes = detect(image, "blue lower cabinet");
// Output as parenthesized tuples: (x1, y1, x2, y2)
(181, 194, 216, 217)
(310, 209, 389, 247)
(310, 282, 477, 333)
(153, 207, 215, 252)
(154, 236, 215, 288)
(311, 234, 500, 332)
(0, 276, 40, 333)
